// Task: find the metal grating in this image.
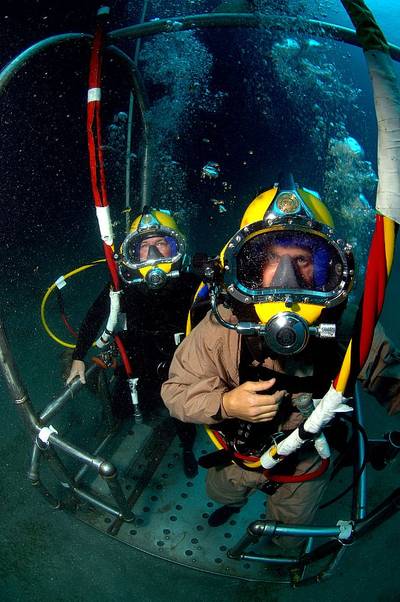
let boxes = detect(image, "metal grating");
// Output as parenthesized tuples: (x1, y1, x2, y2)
(73, 419, 299, 583)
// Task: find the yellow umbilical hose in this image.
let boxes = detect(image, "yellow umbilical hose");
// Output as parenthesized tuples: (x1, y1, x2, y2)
(40, 259, 106, 348)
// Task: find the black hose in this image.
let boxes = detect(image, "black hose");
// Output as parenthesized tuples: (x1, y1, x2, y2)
(55, 288, 66, 314)
(353, 488, 400, 537)
(319, 414, 368, 510)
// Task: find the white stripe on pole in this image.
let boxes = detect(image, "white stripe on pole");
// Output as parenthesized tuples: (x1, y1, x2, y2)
(87, 87, 101, 102)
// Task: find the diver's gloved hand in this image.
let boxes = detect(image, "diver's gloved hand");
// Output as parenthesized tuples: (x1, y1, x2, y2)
(222, 379, 286, 423)
(66, 359, 86, 385)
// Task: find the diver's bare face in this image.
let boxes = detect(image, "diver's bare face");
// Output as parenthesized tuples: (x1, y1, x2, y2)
(262, 245, 314, 287)
(139, 237, 172, 261)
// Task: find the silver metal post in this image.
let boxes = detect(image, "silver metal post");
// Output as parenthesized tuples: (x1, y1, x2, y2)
(354, 381, 368, 519)
(39, 363, 99, 422)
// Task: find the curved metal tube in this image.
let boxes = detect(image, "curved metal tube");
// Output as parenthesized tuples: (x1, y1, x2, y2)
(353, 381, 367, 519)
(108, 13, 400, 62)
(0, 317, 29, 403)
(106, 45, 149, 126)
(0, 317, 39, 434)
(0, 35, 152, 210)
(105, 45, 151, 210)
(229, 518, 345, 562)
(248, 520, 342, 539)
(0, 33, 92, 96)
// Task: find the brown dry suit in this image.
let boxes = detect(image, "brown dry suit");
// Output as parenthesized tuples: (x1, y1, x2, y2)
(161, 307, 331, 551)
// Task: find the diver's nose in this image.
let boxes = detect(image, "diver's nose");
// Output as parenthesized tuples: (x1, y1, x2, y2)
(269, 254, 301, 288)
(147, 245, 164, 260)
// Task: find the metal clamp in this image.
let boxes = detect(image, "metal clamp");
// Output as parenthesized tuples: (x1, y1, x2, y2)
(336, 519, 353, 542)
(37, 425, 58, 447)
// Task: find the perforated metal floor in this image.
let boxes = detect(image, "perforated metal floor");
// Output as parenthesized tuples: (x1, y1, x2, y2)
(72, 418, 308, 583)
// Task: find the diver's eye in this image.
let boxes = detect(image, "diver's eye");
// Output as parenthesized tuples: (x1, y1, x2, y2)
(296, 255, 311, 267)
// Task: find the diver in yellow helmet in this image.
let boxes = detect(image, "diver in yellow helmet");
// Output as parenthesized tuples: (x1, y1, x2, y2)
(118, 207, 187, 289)
(161, 173, 355, 538)
(67, 207, 201, 478)
(212, 172, 354, 355)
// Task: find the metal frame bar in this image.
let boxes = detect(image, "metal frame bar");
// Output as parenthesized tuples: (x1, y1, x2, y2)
(107, 13, 400, 62)
(0, 37, 151, 211)
(0, 317, 133, 521)
(1, 12, 399, 216)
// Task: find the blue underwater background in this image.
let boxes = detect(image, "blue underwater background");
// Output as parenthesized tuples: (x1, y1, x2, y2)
(1, 1, 400, 601)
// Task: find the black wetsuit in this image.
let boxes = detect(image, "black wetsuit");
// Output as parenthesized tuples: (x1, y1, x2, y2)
(72, 272, 201, 448)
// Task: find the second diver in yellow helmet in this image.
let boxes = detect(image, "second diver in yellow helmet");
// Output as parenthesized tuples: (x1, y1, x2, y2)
(67, 206, 203, 478)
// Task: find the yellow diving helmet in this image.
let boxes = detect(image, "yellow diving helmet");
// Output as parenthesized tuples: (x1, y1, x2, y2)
(118, 206, 186, 289)
(212, 173, 355, 354)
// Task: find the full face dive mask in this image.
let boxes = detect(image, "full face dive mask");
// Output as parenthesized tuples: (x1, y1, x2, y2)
(118, 208, 186, 289)
(212, 175, 354, 354)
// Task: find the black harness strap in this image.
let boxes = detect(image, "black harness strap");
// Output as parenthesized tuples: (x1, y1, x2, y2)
(240, 336, 332, 395)
(198, 449, 233, 469)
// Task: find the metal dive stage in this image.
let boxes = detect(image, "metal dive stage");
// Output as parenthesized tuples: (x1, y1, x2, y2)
(1, 316, 400, 586)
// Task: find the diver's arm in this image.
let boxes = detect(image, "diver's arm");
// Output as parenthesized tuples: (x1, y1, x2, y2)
(66, 285, 110, 385)
(161, 313, 233, 423)
(161, 340, 230, 424)
(222, 380, 285, 423)
(161, 311, 282, 424)
(359, 322, 400, 415)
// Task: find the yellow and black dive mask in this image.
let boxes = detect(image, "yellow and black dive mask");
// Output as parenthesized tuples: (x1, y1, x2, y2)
(118, 208, 186, 289)
(212, 176, 354, 355)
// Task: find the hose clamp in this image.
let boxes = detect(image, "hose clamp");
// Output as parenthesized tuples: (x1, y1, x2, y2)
(37, 425, 58, 448)
(336, 519, 354, 542)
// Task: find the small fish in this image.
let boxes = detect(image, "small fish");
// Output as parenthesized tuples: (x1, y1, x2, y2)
(211, 198, 227, 214)
(201, 161, 220, 179)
